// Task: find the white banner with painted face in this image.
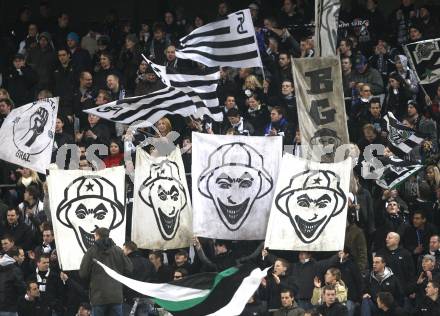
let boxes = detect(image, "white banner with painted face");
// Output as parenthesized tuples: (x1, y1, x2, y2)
(0, 98, 58, 173)
(132, 147, 192, 249)
(265, 154, 351, 251)
(48, 166, 126, 270)
(192, 132, 282, 240)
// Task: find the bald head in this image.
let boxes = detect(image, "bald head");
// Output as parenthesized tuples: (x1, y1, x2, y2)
(386, 232, 400, 250)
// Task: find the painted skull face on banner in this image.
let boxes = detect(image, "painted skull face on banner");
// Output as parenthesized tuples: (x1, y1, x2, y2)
(56, 176, 125, 252)
(139, 160, 187, 240)
(275, 169, 346, 243)
(198, 142, 273, 231)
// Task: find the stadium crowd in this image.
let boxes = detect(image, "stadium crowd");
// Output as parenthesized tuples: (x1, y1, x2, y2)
(1, 0, 440, 315)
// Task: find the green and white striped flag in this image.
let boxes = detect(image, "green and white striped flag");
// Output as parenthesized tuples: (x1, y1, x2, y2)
(95, 260, 268, 316)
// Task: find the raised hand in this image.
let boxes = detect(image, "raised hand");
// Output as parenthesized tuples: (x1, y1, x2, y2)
(23, 107, 49, 147)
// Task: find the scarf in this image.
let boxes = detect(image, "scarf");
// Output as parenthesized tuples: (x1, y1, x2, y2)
(36, 268, 50, 292)
(21, 177, 33, 187)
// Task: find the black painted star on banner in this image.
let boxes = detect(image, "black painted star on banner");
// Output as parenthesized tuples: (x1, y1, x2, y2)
(313, 177, 322, 185)
(85, 182, 94, 191)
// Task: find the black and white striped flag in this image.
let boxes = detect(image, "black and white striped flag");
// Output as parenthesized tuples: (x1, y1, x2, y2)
(142, 56, 223, 121)
(375, 156, 423, 189)
(175, 9, 262, 68)
(384, 112, 424, 156)
(84, 87, 197, 128)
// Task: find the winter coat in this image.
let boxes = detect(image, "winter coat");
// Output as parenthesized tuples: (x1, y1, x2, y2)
(17, 296, 51, 316)
(245, 106, 270, 136)
(335, 257, 364, 303)
(316, 301, 348, 316)
(0, 255, 26, 311)
(376, 247, 415, 295)
(311, 281, 347, 305)
(345, 223, 368, 272)
(364, 267, 403, 305)
(3, 65, 38, 106)
(1, 221, 34, 251)
(79, 238, 133, 305)
(260, 273, 298, 310)
(273, 302, 305, 316)
(124, 251, 155, 303)
(414, 295, 440, 316)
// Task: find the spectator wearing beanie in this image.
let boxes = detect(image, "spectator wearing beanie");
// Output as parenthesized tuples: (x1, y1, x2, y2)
(67, 32, 92, 72)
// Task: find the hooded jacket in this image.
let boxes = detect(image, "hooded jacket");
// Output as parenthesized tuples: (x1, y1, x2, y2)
(364, 267, 403, 305)
(79, 237, 133, 305)
(0, 255, 26, 312)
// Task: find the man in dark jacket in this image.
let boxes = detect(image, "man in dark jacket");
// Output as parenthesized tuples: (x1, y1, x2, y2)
(28, 253, 64, 315)
(223, 108, 255, 136)
(376, 291, 407, 316)
(316, 285, 348, 316)
(361, 255, 403, 316)
(377, 232, 416, 298)
(274, 288, 305, 316)
(414, 280, 440, 316)
(122, 241, 155, 309)
(148, 251, 174, 283)
(0, 249, 26, 314)
(53, 48, 77, 119)
(17, 280, 51, 316)
(3, 54, 38, 106)
(194, 238, 236, 272)
(79, 227, 133, 316)
(2, 208, 34, 251)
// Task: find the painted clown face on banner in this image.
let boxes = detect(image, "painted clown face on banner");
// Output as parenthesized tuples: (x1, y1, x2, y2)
(139, 160, 187, 240)
(275, 170, 346, 243)
(56, 176, 125, 252)
(198, 142, 273, 231)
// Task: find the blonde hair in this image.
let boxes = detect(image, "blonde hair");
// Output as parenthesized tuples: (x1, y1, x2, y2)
(17, 169, 42, 186)
(426, 165, 440, 189)
(155, 117, 172, 136)
(0, 88, 11, 100)
(243, 75, 262, 90)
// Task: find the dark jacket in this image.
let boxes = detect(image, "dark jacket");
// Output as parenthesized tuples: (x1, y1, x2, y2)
(245, 106, 270, 136)
(377, 304, 408, 316)
(260, 273, 298, 310)
(195, 247, 236, 272)
(79, 237, 133, 305)
(364, 267, 403, 305)
(0, 256, 26, 312)
(53, 62, 77, 116)
(403, 224, 438, 257)
(273, 302, 305, 316)
(376, 246, 415, 295)
(240, 299, 268, 316)
(345, 223, 368, 272)
(316, 301, 348, 316)
(17, 296, 51, 316)
(414, 295, 440, 316)
(124, 251, 155, 302)
(2, 221, 34, 251)
(335, 256, 364, 303)
(4, 65, 38, 106)
(27, 46, 57, 90)
(28, 268, 64, 313)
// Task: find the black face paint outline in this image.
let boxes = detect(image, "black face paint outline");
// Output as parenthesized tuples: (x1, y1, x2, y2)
(56, 175, 125, 253)
(198, 142, 274, 231)
(138, 160, 187, 241)
(275, 169, 346, 244)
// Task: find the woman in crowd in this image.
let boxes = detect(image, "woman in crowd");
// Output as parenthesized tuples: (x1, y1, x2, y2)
(103, 139, 124, 168)
(311, 267, 348, 306)
(383, 72, 413, 120)
(245, 93, 270, 136)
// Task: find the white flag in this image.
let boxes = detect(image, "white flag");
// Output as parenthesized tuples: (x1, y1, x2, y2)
(132, 147, 192, 249)
(48, 166, 126, 270)
(315, 0, 341, 57)
(0, 98, 59, 173)
(192, 132, 282, 240)
(176, 9, 262, 68)
(265, 154, 351, 251)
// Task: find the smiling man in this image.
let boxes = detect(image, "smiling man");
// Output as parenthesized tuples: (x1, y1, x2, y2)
(275, 169, 346, 243)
